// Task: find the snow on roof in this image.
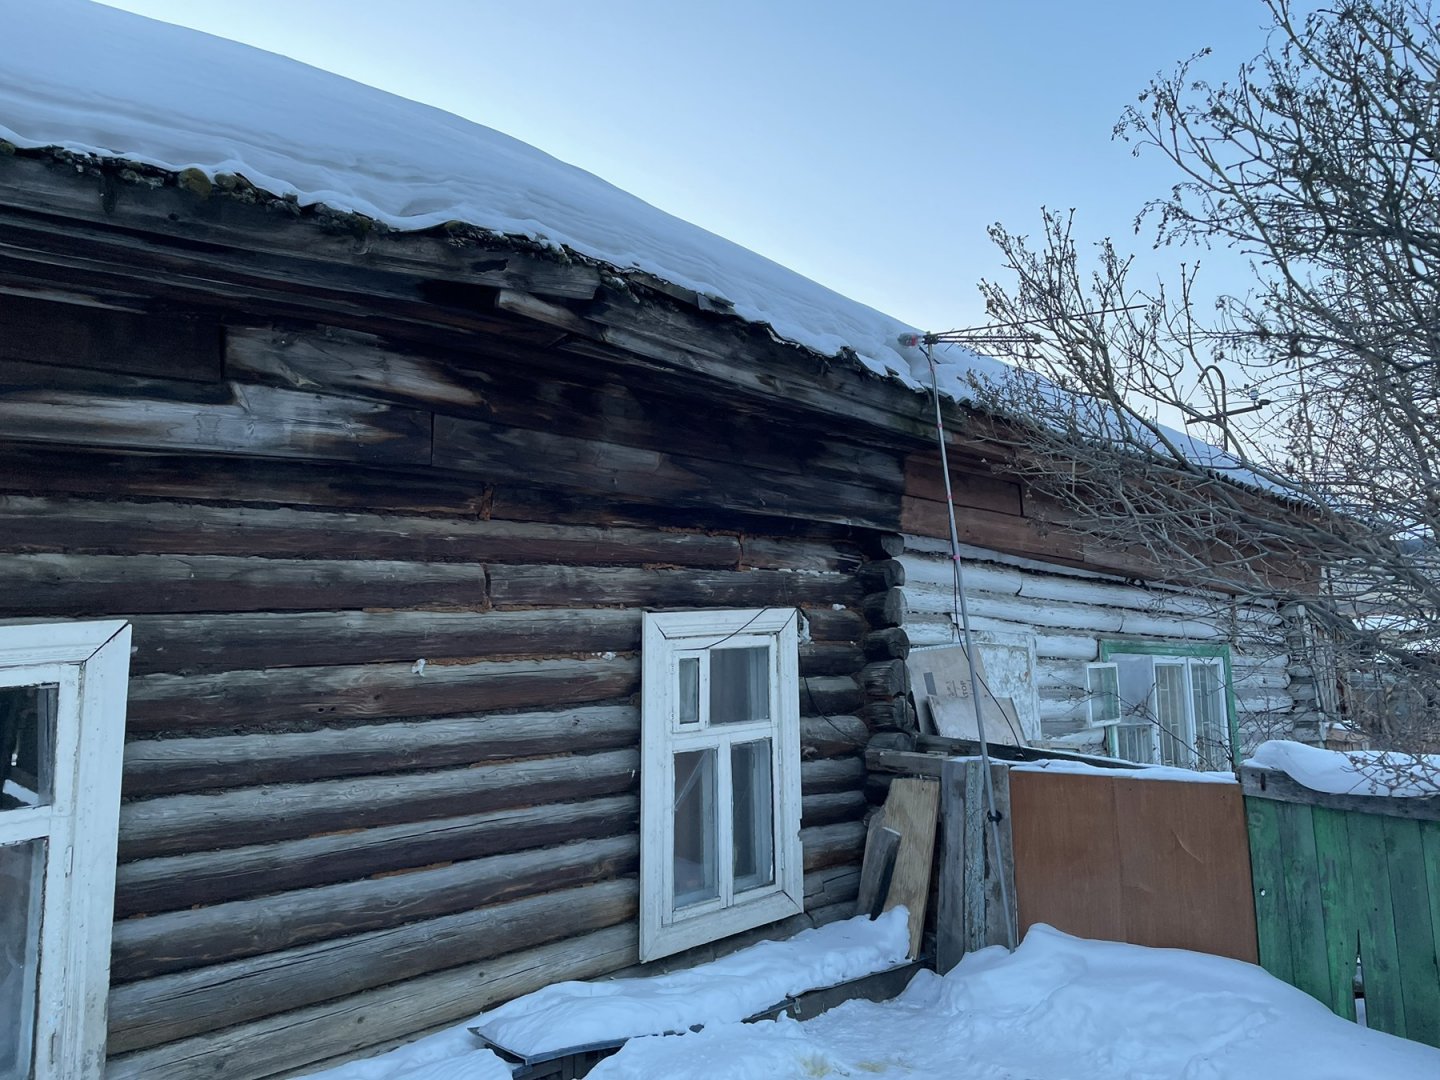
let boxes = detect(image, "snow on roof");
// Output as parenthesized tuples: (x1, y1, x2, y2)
(0, 0, 1003, 399)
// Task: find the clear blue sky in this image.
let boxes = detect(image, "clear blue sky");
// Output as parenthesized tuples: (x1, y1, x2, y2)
(96, 0, 1273, 334)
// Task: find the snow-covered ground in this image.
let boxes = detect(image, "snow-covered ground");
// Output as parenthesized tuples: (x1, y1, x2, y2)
(302, 924, 1439, 1079)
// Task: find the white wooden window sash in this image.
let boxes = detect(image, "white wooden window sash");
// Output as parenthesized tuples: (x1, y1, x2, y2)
(0, 620, 130, 1080)
(1088, 653, 1229, 771)
(640, 609, 802, 962)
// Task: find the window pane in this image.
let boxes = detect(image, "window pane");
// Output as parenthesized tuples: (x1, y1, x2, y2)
(1114, 723, 1155, 764)
(1191, 662, 1228, 771)
(673, 749, 718, 909)
(731, 739, 775, 892)
(710, 646, 769, 724)
(1154, 664, 1192, 768)
(1087, 665, 1120, 726)
(1, 684, 58, 811)
(677, 657, 700, 725)
(0, 838, 44, 1079)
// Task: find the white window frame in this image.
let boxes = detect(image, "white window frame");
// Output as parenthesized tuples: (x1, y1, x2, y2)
(1087, 647, 1233, 771)
(0, 620, 131, 1080)
(640, 608, 802, 962)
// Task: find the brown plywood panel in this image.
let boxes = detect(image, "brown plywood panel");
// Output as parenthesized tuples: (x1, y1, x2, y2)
(1114, 779, 1259, 963)
(1009, 770, 1258, 964)
(1010, 770, 1126, 944)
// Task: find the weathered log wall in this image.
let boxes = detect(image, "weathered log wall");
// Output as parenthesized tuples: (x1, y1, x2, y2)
(0, 290, 882, 1078)
(899, 534, 1312, 754)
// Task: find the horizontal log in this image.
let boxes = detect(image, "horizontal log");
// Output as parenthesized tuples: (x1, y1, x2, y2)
(0, 357, 431, 464)
(798, 605, 867, 643)
(859, 696, 915, 733)
(110, 834, 638, 982)
(124, 608, 640, 676)
(800, 819, 868, 872)
(798, 642, 866, 678)
(800, 675, 863, 717)
(122, 704, 640, 796)
(902, 455, 1024, 516)
(801, 790, 869, 828)
(114, 794, 638, 918)
(489, 564, 861, 610)
(862, 626, 911, 661)
(0, 495, 742, 568)
(860, 659, 909, 698)
(125, 655, 638, 733)
(740, 536, 864, 573)
(863, 587, 905, 628)
(107, 878, 639, 1054)
(0, 552, 487, 618)
(800, 755, 866, 795)
(102, 923, 641, 1080)
(798, 714, 870, 759)
(0, 294, 222, 382)
(856, 559, 906, 592)
(117, 748, 640, 860)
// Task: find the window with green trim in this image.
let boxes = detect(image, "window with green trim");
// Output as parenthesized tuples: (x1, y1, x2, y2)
(1087, 643, 1235, 772)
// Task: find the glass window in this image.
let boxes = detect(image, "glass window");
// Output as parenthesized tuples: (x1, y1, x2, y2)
(0, 838, 44, 1080)
(1, 684, 58, 811)
(710, 646, 770, 725)
(1092, 647, 1233, 772)
(731, 739, 774, 893)
(672, 749, 718, 908)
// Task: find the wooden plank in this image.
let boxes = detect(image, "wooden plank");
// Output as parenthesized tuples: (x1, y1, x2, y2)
(961, 760, 987, 952)
(1423, 821, 1440, 1040)
(124, 656, 638, 733)
(117, 748, 640, 860)
(102, 923, 641, 1080)
(0, 495, 743, 568)
(114, 794, 638, 917)
(902, 455, 1024, 516)
(1272, 798, 1330, 998)
(121, 705, 641, 796)
(1245, 796, 1296, 985)
(110, 835, 638, 982)
(1310, 806, 1360, 1021)
(1242, 766, 1440, 823)
(108, 878, 637, 1054)
(0, 358, 431, 464)
(0, 552, 487, 618)
(1382, 816, 1440, 1047)
(877, 776, 941, 959)
(488, 564, 862, 610)
(854, 821, 902, 919)
(0, 293, 222, 381)
(936, 757, 966, 972)
(1345, 810, 1406, 1038)
(983, 763, 1017, 950)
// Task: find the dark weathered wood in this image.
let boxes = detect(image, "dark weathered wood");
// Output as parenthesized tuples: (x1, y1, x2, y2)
(108, 878, 638, 1054)
(102, 923, 641, 1080)
(915, 735, 1146, 769)
(798, 642, 866, 678)
(799, 675, 863, 717)
(982, 764, 1016, 950)
(435, 414, 899, 528)
(125, 656, 638, 733)
(798, 714, 869, 759)
(110, 835, 638, 982)
(798, 605, 866, 643)
(0, 552, 487, 617)
(801, 790, 869, 828)
(902, 455, 1024, 516)
(862, 626, 911, 661)
(859, 659, 908, 699)
(0, 358, 432, 464)
(740, 537, 863, 573)
(1241, 766, 1440, 822)
(800, 756, 866, 796)
(858, 696, 914, 733)
(936, 757, 969, 973)
(122, 705, 640, 796)
(800, 820, 868, 872)
(114, 795, 638, 918)
(0, 495, 742, 567)
(854, 822, 902, 919)
(488, 564, 862, 610)
(124, 609, 640, 676)
(862, 587, 905, 628)
(856, 559, 905, 592)
(0, 294, 221, 381)
(117, 748, 640, 860)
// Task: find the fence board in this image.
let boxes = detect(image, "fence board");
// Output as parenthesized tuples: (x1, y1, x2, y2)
(1345, 811, 1406, 1039)
(1274, 799, 1331, 1004)
(1245, 797, 1295, 984)
(1309, 807, 1359, 1021)
(1383, 817, 1440, 1047)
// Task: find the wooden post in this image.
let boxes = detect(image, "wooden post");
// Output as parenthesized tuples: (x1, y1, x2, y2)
(937, 758, 1016, 972)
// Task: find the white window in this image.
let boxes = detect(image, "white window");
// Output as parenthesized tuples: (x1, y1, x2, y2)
(1087, 648, 1232, 771)
(640, 608, 802, 961)
(0, 620, 131, 1080)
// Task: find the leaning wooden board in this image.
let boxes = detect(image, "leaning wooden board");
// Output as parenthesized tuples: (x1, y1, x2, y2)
(876, 776, 940, 958)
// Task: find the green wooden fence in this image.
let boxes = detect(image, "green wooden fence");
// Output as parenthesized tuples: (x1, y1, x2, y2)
(1243, 766, 1440, 1047)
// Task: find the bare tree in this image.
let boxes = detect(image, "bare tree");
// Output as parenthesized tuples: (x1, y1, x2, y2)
(964, 0, 1440, 754)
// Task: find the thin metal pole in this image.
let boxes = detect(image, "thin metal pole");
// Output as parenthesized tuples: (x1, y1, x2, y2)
(926, 343, 1018, 952)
